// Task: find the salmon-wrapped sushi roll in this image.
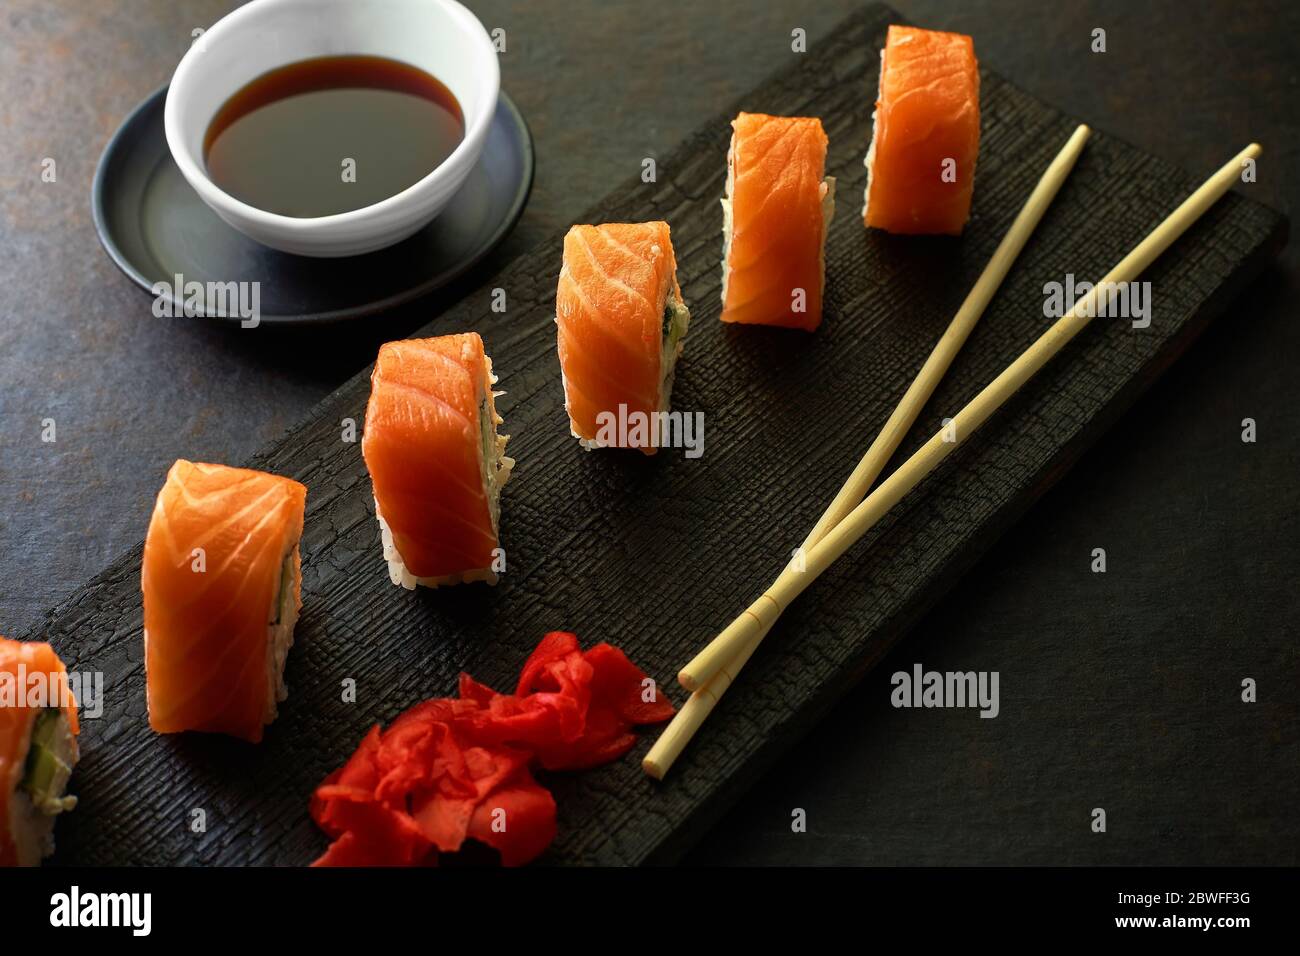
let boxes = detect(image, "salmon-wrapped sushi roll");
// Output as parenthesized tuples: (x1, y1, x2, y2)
(555, 221, 691, 453)
(863, 25, 980, 235)
(362, 333, 513, 589)
(720, 113, 835, 331)
(143, 460, 307, 743)
(0, 637, 79, 867)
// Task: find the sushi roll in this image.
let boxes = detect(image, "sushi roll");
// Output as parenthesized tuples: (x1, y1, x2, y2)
(142, 460, 307, 743)
(0, 636, 79, 867)
(362, 333, 513, 589)
(720, 113, 835, 331)
(555, 221, 691, 453)
(863, 25, 980, 235)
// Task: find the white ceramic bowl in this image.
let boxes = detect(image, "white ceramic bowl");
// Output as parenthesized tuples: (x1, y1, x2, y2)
(165, 0, 500, 258)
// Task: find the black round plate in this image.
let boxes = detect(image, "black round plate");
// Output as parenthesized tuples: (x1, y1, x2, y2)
(92, 85, 534, 325)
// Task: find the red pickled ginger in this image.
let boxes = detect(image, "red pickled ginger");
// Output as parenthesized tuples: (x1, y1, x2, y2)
(310, 632, 674, 866)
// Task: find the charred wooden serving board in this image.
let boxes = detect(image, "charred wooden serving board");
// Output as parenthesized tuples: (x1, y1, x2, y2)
(39, 4, 1285, 865)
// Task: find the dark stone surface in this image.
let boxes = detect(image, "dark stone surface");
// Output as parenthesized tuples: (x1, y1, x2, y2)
(0, 0, 1295, 865)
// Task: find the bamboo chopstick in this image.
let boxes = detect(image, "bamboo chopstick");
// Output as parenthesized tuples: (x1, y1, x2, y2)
(645, 142, 1262, 780)
(678, 124, 1092, 694)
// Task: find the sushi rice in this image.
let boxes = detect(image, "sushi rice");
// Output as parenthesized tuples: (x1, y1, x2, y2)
(861, 48, 885, 222)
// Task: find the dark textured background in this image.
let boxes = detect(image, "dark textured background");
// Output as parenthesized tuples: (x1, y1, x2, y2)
(0, 1, 1296, 865)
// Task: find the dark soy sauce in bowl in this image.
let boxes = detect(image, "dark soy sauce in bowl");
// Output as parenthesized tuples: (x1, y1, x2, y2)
(203, 55, 464, 218)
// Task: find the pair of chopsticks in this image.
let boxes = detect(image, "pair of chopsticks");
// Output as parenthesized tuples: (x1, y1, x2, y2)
(644, 129, 1262, 779)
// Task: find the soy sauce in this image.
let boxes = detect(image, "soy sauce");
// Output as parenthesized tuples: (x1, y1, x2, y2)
(203, 55, 464, 218)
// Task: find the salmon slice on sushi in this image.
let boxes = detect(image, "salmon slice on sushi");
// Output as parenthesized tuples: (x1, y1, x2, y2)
(362, 332, 513, 589)
(142, 460, 307, 744)
(0, 637, 79, 867)
(555, 221, 691, 453)
(720, 113, 835, 331)
(863, 25, 980, 235)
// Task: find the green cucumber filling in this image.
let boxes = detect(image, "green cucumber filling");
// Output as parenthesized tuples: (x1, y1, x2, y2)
(663, 298, 689, 361)
(659, 297, 691, 412)
(21, 708, 75, 815)
(480, 396, 502, 533)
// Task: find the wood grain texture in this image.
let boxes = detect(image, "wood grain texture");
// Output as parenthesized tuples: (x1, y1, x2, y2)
(33, 4, 1285, 866)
